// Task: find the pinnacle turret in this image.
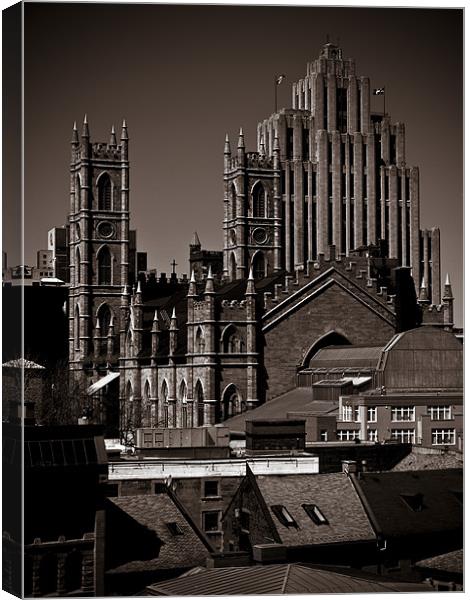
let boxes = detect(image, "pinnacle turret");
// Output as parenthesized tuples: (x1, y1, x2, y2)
(71, 121, 79, 144)
(224, 133, 231, 155)
(237, 127, 245, 149)
(81, 114, 89, 138)
(245, 266, 256, 296)
(110, 124, 117, 146)
(188, 270, 197, 297)
(418, 278, 429, 303)
(190, 231, 201, 248)
(204, 265, 215, 295)
(121, 119, 128, 140)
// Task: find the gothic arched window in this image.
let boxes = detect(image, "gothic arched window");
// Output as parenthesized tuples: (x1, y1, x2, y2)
(230, 253, 237, 281)
(253, 183, 266, 218)
(252, 252, 265, 279)
(195, 380, 204, 426)
(98, 173, 112, 211)
(231, 183, 237, 220)
(143, 380, 151, 427)
(74, 305, 80, 352)
(75, 175, 81, 213)
(195, 327, 205, 354)
(223, 325, 244, 353)
(97, 247, 112, 285)
(75, 248, 81, 285)
(180, 380, 188, 403)
(161, 380, 169, 403)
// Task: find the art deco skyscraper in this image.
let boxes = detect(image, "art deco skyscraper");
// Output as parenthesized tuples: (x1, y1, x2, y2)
(223, 42, 441, 303)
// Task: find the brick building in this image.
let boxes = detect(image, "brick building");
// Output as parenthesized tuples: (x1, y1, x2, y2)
(61, 43, 456, 439)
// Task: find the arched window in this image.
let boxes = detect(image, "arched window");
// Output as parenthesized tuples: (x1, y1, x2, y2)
(98, 173, 112, 211)
(253, 183, 266, 218)
(143, 380, 151, 427)
(252, 252, 265, 279)
(75, 175, 81, 213)
(97, 247, 112, 285)
(231, 183, 237, 220)
(64, 551, 82, 593)
(221, 384, 242, 422)
(161, 380, 169, 403)
(195, 380, 204, 426)
(230, 253, 237, 281)
(74, 305, 80, 352)
(180, 380, 188, 403)
(97, 304, 112, 335)
(126, 380, 134, 430)
(75, 248, 81, 285)
(195, 327, 205, 353)
(223, 325, 244, 353)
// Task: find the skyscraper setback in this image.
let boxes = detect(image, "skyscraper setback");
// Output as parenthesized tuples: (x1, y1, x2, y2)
(223, 42, 440, 303)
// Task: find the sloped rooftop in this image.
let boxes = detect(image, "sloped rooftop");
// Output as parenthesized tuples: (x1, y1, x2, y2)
(106, 494, 211, 574)
(145, 563, 433, 595)
(254, 472, 375, 547)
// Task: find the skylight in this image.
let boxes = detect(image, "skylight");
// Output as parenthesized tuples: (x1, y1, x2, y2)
(302, 504, 329, 525)
(271, 505, 298, 528)
(166, 522, 184, 536)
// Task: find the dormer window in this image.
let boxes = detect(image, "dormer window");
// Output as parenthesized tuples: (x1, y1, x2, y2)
(302, 504, 329, 525)
(400, 493, 425, 512)
(271, 505, 297, 528)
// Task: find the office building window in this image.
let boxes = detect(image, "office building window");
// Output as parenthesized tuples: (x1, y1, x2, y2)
(337, 429, 359, 441)
(431, 429, 455, 446)
(367, 429, 378, 442)
(391, 406, 415, 422)
(367, 407, 377, 422)
(429, 406, 452, 421)
(341, 405, 360, 422)
(391, 429, 415, 444)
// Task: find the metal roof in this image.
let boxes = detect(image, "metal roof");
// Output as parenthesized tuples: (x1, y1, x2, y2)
(145, 563, 433, 595)
(309, 345, 383, 369)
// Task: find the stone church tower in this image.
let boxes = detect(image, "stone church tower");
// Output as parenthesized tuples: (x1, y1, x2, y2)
(223, 42, 441, 304)
(68, 117, 132, 430)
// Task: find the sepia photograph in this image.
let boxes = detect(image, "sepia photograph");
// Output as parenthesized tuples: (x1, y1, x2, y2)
(2, 1, 464, 597)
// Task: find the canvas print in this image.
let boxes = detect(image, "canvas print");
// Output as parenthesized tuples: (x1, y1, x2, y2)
(2, 2, 463, 597)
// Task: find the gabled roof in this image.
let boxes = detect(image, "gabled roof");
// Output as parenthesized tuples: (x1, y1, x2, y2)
(145, 563, 433, 596)
(392, 449, 463, 472)
(253, 472, 375, 547)
(353, 469, 463, 539)
(106, 494, 211, 574)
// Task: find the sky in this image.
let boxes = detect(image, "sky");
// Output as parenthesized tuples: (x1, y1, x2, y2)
(12, 3, 464, 324)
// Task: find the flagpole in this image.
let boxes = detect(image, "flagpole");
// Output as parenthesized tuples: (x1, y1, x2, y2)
(274, 76, 277, 113)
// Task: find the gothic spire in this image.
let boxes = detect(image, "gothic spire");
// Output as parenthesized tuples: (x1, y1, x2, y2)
(224, 133, 231, 155)
(245, 265, 256, 296)
(71, 121, 79, 144)
(110, 124, 117, 146)
(191, 231, 201, 248)
(204, 265, 215, 295)
(418, 278, 429, 303)
(188, 270, 197, 296)
(121, 118, 128, 140)
(81, 114, 89, 138)
(237, 127, 245, 149)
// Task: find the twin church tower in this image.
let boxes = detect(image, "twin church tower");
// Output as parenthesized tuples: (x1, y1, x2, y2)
(66, 43, 444, 432)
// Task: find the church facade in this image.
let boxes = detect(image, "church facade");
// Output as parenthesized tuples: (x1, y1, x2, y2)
(66, 44, 452, 439)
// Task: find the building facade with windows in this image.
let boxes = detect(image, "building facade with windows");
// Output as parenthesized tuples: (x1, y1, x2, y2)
(337, 327, 463, 448)
(223, 42, 441, 303)
(64, 44, 457, 439)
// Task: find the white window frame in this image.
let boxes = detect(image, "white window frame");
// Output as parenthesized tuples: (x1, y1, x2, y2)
(367, 429, 378, 442)
(341, 405, 360, 423)
(367, 407, 377, 423)
(337, 429, 359, 441)
(391, 406, 415, 422)
(429, 405, 452, 421)
(391, 429, 415, 443)
(431, 428, 456, 446)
